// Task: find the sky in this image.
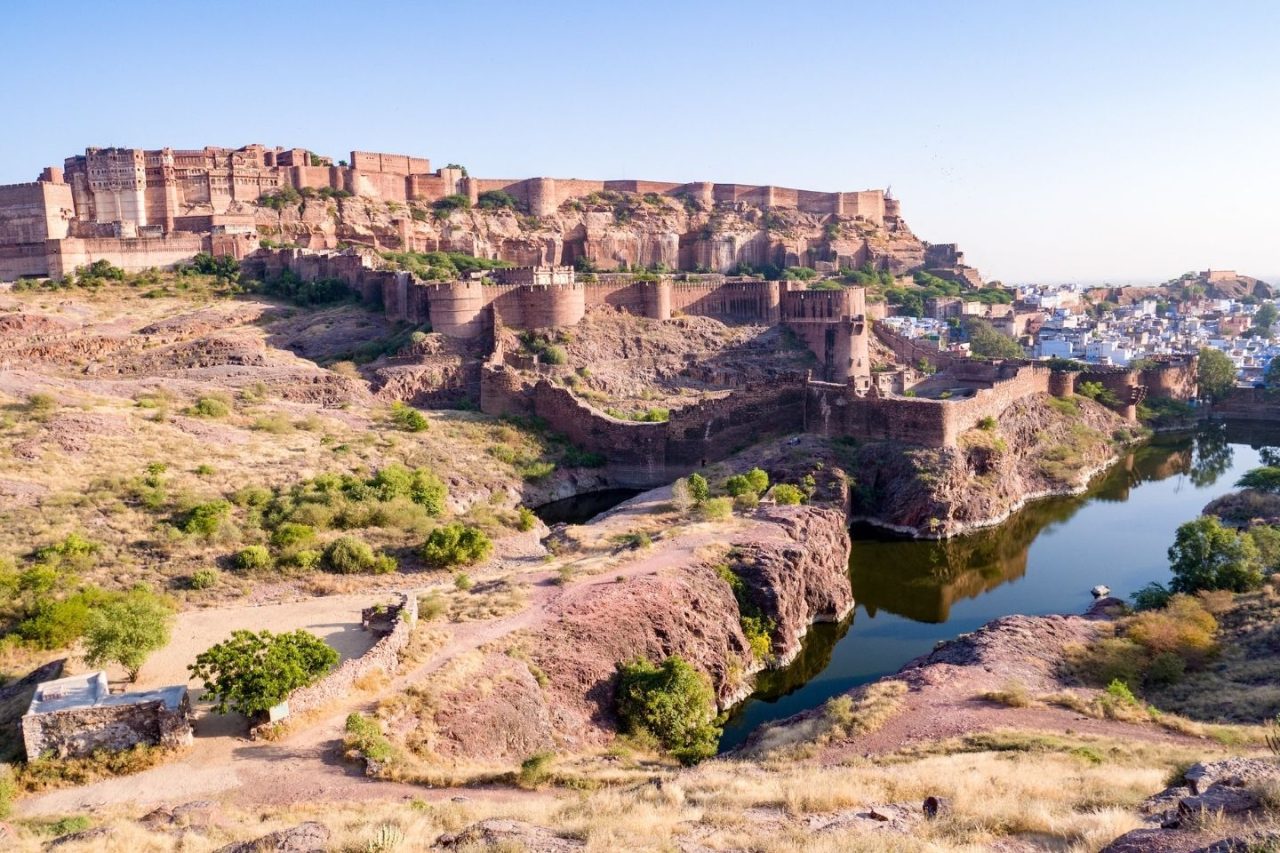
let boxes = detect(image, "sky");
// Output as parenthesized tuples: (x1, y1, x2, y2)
(2, 0, 1277, 284)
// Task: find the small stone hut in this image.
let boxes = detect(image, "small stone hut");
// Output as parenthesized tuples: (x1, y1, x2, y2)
(21, 671, 193, 760)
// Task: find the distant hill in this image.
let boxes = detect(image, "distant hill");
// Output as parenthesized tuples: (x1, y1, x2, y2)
(1086, 269, 1274, 306)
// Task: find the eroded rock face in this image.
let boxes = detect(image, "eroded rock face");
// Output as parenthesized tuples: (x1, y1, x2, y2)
(416, 503, 853, 762)
(849, 394, 1131, 537)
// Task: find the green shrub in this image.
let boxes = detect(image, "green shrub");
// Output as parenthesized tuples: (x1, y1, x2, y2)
(978, 415, 998, 431)
(344, 713, 395, 765)
(234, 545, 274, 572)
(17, 594, 98, 649)
(187, 396, 230, 418)
(180, 500, 232, 539)
(1146, 651, 1187, 686)
(454, 572, 474, 591)
(190, 569, 219, 589)
(421, 523, 493, 568)
(724, 475, 753, 497)
(323, 536, 396, 574)
(771, 484, 805, 505)
(745, 467, 769, 494)
(33, 532, 99, 571)
(700, 497, 733, 521)
(517, 751, 555, 788)
(516, 506, 537, 532)
(687, 473, 709, 504)
(1130, 581, 1173, 611)
(270, 522, 316, 550)
(733, 492, 759, 512)
(389, 402, 429, 432)
(26, 393, 57, 420)
(615, 656, 720, 765)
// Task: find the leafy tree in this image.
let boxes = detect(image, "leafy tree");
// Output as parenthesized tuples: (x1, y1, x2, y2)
(687, 473, 709, 504)
(1167, 515, 1264, 593)
(421, 523, 492, 568)
(1255, 302, 1278, 337)
(615, 656, 720, 765)
(189, 630, 339, 717)
(771, 484, 805, 505)
(1196, 347, 1237, 402)
(724, 475, 753, 497)
(745, 467, 769, 494)
(83, 588, 174, 681)
(1237, 466, 1280, 494)
(964, 318, 1024, 360)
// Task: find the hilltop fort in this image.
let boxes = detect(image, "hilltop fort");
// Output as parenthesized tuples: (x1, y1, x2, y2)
(0, 143, 978, 283)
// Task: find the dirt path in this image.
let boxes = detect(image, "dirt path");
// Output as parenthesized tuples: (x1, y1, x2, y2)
(19, 518, 722, 817)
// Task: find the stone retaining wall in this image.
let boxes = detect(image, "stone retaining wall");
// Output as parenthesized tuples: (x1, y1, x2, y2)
(251, 593, 418, 737)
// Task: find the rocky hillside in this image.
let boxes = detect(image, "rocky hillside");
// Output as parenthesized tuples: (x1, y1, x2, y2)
(848, 393, 1138, 536)
(253, 192, 937, 274)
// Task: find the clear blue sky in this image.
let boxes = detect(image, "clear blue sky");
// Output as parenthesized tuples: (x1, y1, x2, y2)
(3, 0, 1277, 284)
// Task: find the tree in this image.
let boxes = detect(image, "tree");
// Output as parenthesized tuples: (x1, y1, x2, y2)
(687, 473, 709, 504)
(1196, 347, 1237, 403)
(83, 588, 174, 681)
(1237, 467, 1280, 494)
(964, 318, 1024, 360)
(1167, 516, 1264, 594)
(1255, 302, 1278, 338)
(615, 656, 720, 765)
(745, 467, 769, 494)
(189, 630, 339, 717)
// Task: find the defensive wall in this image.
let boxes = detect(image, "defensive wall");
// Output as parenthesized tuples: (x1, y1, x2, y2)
(479, 363, 806, 487)
(1213, 387, 1280, 421)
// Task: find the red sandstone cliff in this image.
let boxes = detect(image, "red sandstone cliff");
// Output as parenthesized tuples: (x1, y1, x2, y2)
(848, 393, 1135, 537)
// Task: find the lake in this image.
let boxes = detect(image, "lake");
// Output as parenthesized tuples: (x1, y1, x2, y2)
(718, 422, 1280, 749)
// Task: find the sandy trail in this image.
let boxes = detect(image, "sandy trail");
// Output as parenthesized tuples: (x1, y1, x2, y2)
(19, 518, 721, 817)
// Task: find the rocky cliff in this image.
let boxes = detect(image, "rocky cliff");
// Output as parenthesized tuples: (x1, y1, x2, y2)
(254, 193, 938, 275)
(848, 393, 1136, 537)
(408, 503, 853, 764)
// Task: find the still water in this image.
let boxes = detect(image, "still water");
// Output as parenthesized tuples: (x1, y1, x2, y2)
(718, 423, 1280, 749)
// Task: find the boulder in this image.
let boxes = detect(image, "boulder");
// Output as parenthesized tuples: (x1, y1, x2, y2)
(216, 821, 330, 853)
(436, 819, 584, 851)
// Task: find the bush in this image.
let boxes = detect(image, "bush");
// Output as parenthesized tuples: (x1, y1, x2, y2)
(323, 536, 396, 574)
(771, 484, 805, 505)
(978, 415, 998, 431)
(517, 751, 555, 788)
(516, 506, 537, 532)
(270, 522, 316, 550)
(1130, 581, 1173, 611)
(733, 491, 759, 512)
(234, 545, 274, 572)
(389, 402, 429, 432)
(26, 393, 57, 420)
(745, 467, 769, 494)
(700, 496, 733, 521)
(180, 500, 232, 539)
(189, 569, 219, 589)
(189, 629, 338, 717)
(421, 523, 492, 568)
(187, 396, 230, 418)
(344, 712, 395, 765)
(615, 656, 720, 765)
(1146, 651, 1187, 686)
(724, 475, 753, 497)
(687, 473, 709, 504)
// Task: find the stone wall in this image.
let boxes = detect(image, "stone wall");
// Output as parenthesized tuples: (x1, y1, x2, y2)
(480, 364, 805, 486)
(806, 364, 1059, 447)
(22, 694, 192, 760)
(252, 593, 418, 736)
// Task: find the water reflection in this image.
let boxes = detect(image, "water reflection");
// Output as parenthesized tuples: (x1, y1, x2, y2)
(718, 423, 1280, 750)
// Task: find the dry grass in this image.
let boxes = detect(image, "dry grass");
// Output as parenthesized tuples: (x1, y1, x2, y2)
(744, 681, 908, 759)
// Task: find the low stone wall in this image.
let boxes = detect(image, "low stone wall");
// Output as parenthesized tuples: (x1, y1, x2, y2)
(23, 694, 192, 760)
(252, 593, 418, 736)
